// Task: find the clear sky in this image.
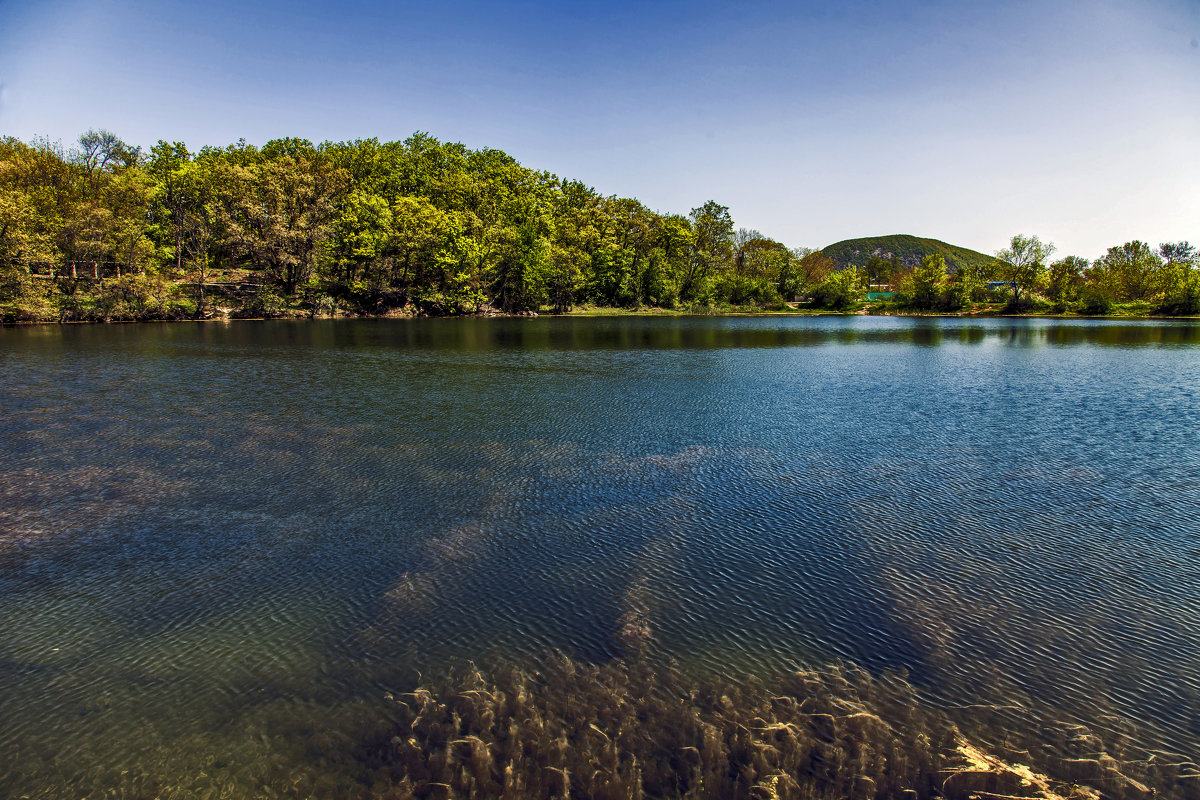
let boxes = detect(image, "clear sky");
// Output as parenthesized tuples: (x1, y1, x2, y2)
(1, 0, 1197, 258)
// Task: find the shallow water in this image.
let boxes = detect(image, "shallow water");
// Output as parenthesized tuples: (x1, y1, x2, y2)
(1, 316, 1198, 796)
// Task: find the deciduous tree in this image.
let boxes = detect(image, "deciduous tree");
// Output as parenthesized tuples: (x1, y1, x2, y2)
(995, 234, 1054, 305)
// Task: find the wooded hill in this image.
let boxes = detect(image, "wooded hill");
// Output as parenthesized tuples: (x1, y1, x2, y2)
(822, 235, 1004, 274)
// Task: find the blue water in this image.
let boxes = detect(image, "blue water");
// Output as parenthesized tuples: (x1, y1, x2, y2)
(1, 315, 1199, 796)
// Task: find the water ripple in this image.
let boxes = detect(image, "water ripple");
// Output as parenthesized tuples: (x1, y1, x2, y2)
(2, 316, 1199, 797)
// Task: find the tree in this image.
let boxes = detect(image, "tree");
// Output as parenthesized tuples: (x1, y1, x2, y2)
(0, 186, 56, 269)
(864, 252, 893, 288)
(948, 260, 986, 310)
(490, 218, 551, 312)
(77, 130, 137, 173)
(548, 242, 585, 313)
(1091, 241, 1162, 302)
(722, 230, 788, 304)
(1159, 241, 1197, 266)
(641, 214, 692, 307)
(233, 154, 349, 294)
(1157, 241, 1199, 314)
(104, 167, 155, 278)
(325, 190, 392, 287)
(680, 200, 733, 302)
(1046, 255, 1088, 309)
(795, 250, 834, 295)
(995, 234, 1054, 306)
(388, 195, 451, 295)
(174, 160, 226, 317)
(905, 253, 947, 309)
(147, 140, 191, 275)
(0, 182, 58, 320)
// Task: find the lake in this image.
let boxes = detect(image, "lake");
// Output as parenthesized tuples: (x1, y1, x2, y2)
(2, 316, 1198, 797)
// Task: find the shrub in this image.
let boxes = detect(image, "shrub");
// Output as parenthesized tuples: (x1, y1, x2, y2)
(0, 265, 57, 321)
(810, 268, 864, 311)
(1079, 291, 1113, 316)
(1001, 293, 1047, 314)
(235, 285, 286, 318)
(93, 274, 177, 321)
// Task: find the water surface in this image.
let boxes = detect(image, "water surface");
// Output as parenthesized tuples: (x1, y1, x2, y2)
(2, 316, 1199, 796)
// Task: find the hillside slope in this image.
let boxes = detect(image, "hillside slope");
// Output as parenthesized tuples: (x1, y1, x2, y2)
(822, 234, 1004, 273)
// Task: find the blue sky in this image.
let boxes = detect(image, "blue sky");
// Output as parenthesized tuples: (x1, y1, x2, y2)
(1, 0, 1197, 258)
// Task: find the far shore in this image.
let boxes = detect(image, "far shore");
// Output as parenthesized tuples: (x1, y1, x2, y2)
(5, 303, 1199, 326)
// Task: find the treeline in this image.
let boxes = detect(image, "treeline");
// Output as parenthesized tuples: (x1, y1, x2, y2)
(827, 234, 1200, 315)
(0, 131, 833, 322)
(2, 131, 1196, 322)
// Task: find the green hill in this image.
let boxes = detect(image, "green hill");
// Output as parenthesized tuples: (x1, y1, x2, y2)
(821, 235, 1004, 274)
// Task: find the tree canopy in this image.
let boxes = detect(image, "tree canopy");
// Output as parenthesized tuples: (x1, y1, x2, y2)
(0, 132, 822, 320)
(1, 131, 1196, 321)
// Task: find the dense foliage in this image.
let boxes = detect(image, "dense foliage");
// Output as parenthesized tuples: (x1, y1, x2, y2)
(0, 132, 810, 321)
(2, 131, 1196, 321)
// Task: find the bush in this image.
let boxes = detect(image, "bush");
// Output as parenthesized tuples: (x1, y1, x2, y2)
(716, 273, 780, 306)
(1079, 291, 1113, 316)
(308, 293, 340, 317)
(93, 274, 178, 321)
(0, 265, 57, 321)
(810, 268, 863, 311)
(235, 285, 286, 318)
(1001, 293, 1047, 314)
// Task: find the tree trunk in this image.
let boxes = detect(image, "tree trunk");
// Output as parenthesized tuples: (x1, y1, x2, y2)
(195, 259, 207, 319)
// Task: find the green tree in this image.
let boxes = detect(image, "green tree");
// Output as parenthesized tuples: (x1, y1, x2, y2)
(1090, 241, 1162, 302)
(105, 167, 155, 278)
(681, 201, 733, 302)
(811, 266, 865, 310)
(903, 253, 948, 309)
(726, 230, 788, 304)
(173, 160, 227, 317)
(76, 129, 139, 196)
(995, 234, 1054, 306)
(641, 214, 692, 307)
(864, 252, 893, 288)
(147, 140, 191, 276)
(325, 189, 393, 288)
(232, 154, 349, 294)
(1157, 241, 1199, 315)
(1046, 255, 1088, 309)
(795, 249, 834, 295)
(1159, 241, 1197, 266)
(947, 260, 986, 310)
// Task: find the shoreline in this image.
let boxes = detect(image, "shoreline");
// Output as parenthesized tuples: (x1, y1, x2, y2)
(4, 306, 1199, 326)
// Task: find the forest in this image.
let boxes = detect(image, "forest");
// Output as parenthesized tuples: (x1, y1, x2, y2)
(1, 130, 1197, 321)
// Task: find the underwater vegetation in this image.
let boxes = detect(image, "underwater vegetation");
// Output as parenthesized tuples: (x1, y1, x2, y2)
(353, 444, 1198, 799)
(365, 650, 1200, 800)
(361, 508, 1195, 800)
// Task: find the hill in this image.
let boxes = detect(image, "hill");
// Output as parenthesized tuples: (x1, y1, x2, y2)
(821, 235, 1004, 274)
